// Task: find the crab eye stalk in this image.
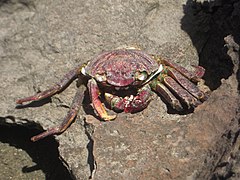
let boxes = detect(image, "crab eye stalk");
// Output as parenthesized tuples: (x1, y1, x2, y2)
(136, 71, 148, 81)
(95, 74, 107, 82)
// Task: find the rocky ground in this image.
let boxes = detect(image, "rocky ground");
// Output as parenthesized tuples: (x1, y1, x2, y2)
(0, 0, 239, 179)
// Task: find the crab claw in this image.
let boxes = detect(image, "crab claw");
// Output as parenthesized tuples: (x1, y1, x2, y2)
(104, 85, 153, 113)
(88, 78, 116, 121)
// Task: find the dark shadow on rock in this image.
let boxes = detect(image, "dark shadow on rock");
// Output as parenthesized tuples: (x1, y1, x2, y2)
(181, 0, 240, 90)
(181, 1, 240, 179)
(0, 116, 74, 180)
(83, 121, 96, 179)
(82, 90, 103, 121)
(15, 97, 52, 109)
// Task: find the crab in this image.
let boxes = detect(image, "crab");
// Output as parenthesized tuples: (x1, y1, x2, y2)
(16, 48, 208, 141)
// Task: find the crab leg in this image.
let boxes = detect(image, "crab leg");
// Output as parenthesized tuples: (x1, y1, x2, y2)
(162, 76, 201, 109)
(31, 85, 86, 141)
(166, 67, 206, 101)
(88, 78, 116, 121)
(16, 66, 82, 104)
(153, 54, 205, 82)
(161, 59, 205, 82)
(104, 85, 153, 113)
(150, 79, 183, 111)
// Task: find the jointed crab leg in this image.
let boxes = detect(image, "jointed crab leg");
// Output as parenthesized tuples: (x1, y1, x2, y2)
(161, 59, 204, 81)
(88, 78, 116, 121)
(31, 86, 85, 142)
(16, 66, 82, 104)
(161, 75, 201, 108)
(166, 67, 206, 101)
(153, 55, 205, 82)
(150, 79, 183, 111)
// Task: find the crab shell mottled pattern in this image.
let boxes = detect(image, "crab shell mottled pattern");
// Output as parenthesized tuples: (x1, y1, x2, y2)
(84, 49, 159, 87)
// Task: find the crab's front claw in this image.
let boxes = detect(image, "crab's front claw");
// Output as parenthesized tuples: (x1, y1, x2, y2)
(88, 78, 116, 121)
(105, 85, 153, 113)
(124, 85, 153, 113)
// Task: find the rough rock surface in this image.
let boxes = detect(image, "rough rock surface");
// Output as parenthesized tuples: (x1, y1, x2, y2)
(0, 0, 239, 179)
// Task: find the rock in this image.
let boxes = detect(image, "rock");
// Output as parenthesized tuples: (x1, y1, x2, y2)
(92, 56, 239, 179)
(0, 0, 239, 179)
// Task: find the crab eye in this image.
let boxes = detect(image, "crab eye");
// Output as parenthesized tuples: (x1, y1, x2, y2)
(136, 71, 148, 81)
(95, 74, 107, 82)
